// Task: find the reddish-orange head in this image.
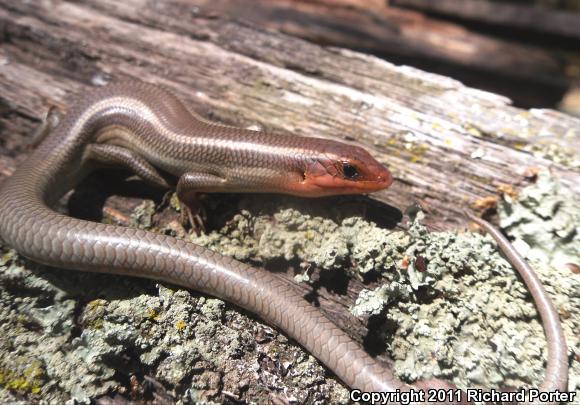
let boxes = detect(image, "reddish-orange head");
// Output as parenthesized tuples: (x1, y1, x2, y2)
(288, 143, 393, 196)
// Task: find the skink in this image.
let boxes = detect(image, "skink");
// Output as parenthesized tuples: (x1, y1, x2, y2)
(0, 82, 567, 403)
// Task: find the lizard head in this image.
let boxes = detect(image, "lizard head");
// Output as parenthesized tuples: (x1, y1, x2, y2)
(288, 142, 393, 196)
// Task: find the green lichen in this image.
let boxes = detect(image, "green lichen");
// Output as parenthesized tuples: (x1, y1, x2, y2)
(524, 141, 580, 170)
(131, 200, 156, 229)
(498, 170, 578, 269)
(146, 307, 161, 322)
(81, 299, 108, 330)
(1, 172, 577, 403)
(182, 191, 577, 392)
(0, 360, 45, 396)
(349, 174, 579, 394)
(387, 130, 429, 163)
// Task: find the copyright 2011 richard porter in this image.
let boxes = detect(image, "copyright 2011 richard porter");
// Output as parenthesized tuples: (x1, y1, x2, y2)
(349, 388, 576, 404)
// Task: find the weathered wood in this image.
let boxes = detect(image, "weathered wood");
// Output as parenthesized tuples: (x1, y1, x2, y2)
(197, 0, 560, 76)
(192, 0, 572, 107)
(0, 0, 578, 402)
(392, 0, 580, 40)
(0, 0, 577, 222)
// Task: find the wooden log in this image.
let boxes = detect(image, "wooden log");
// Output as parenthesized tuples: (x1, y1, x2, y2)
(0, 0, 577, 219)
(392, 0, 580, 40)
(196, 0, 560, 77)
(0, 0, 578, 403)
(190, 0, 570, 107)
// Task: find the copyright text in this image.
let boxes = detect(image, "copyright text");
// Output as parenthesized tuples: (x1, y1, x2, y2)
(349, 388, 576, 404)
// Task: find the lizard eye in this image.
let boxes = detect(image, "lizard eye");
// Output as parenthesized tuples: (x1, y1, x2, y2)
(342, 162, 360, 180)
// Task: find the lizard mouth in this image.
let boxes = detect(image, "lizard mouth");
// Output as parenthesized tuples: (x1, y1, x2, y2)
(287, 165, 393, 197)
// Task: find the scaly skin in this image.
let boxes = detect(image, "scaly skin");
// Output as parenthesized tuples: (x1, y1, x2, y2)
(0, 82, 567, 403)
